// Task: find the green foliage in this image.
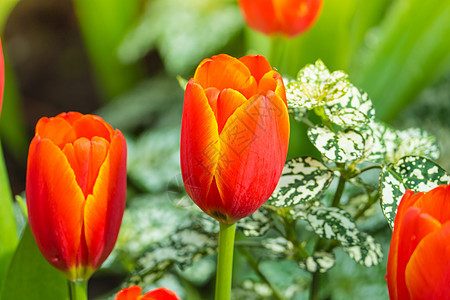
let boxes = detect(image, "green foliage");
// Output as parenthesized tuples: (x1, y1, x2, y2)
(1, 226, 68, 300)
(0, 144, 17, 291)
(380, 156, 450, 228)
(118, 0, 244, 75)
(73, 0, 142, 100)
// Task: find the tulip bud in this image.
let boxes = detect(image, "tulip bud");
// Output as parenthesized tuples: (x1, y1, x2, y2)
(386, 185, 450, 299)
(238, 0, 323, 37)
(180, 54, 289, 223)
(26, 112, 127, 281)
(114, 285, 180, 300)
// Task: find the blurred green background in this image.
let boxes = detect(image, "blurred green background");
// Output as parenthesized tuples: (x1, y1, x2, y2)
(0, 0, 449, 299)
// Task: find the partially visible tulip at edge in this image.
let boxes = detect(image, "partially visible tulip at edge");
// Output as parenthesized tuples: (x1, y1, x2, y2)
(0, 37, 4, 115)
(115, 285, 181, 300)
(386, 184, 450, 299)
(180, 54, 290, 224)
(238, 0, 323, 37)
(26, 112, 127, 281)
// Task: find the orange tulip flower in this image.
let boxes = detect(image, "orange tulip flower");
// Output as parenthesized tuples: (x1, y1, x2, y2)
(386, 185, 450, 299)
(115, 286, 180, 300)
(238, 0, 323, 37)
(180, 54, 289, 223)
(0, 38, 4, 114)
(26, 112, 127, 281)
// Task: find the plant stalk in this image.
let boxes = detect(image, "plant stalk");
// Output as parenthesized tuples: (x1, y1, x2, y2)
(68, 280, 88, 300)
(215, 222, 236, 300)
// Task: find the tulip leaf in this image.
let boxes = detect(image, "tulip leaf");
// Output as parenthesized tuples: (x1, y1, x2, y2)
(1, 225, 69, 300)
(306, 206, 382, 267)
(380, 156, 450, 228)
(298, 251, 336, 273)
(268, 157, 334, 207)
(237, 208, 273, 237)
(308, 126, 366, 163)
(128, 216, 218, 286)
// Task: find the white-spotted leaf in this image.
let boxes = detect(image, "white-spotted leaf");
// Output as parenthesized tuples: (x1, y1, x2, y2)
(380, 156, 450, 228)
(308, 126, 365, 163)
(268, 157, 334, 207)
(299, 251, 336, 273)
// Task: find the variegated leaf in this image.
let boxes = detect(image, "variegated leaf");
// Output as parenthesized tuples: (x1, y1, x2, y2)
(261, 237, 295, 259)
(387, 128, 440, 164)
(286, 60, 351, 111)
(298, 251, 336, 273)
(308, 126, 365, 163)
(129, 218, 218, 285)
(324, 87, 375, 129)
(238, 208, 273, 237)
(306, 206, 382, 266)
(268, 157, 334, 207)
(380, 156, 450, 228)
(360, 120, 398, 163)
(343, 232, 382, 267)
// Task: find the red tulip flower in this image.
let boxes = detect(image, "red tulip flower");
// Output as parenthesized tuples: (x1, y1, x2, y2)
(180, 54, 289, 223)
(26, 112, 127, 281)
(0, 38, 4, 115)
(238, 0, 323, 37)
(386, 185, 450, 299)
(115, 286, 180, 300)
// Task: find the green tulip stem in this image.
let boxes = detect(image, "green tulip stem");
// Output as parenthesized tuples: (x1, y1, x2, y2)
(68, 280, 88, 300)
(215, 222, 237, 300)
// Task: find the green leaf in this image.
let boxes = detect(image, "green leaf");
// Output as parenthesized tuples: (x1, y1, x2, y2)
(237, 208, 273, 237)
(306, 206, 382, 266)
(0, 144, 18, 289)
(1, 226, 68, 300)
(118, 0, 244, 75)
(308, 126, 365, 163)
(380, 156, 450, 228)
(268, 157, 334, 207)
(298, 251, 336, 273)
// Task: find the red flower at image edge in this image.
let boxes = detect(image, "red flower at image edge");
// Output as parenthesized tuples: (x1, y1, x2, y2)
(238, 0, 323, 37)
(180, 54, 289, 223)
(26, 112, 127, 281)
(386, 185, 450, 299)
(115, 286, 180, 300)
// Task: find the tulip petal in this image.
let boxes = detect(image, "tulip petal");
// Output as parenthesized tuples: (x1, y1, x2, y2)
(35, 117, 77, 148)
(181, 80, 221, 213)
(405, 222, 450, 299)
(193, 54, 257, 99)
(84, 132, 127, 269)
(62, 137, 109, 198)
(239, 55, 272, 83)
(387, 206, 441, 300)
(238, 0, 279, 35)
(413, 184, 450, 224)
(26, 137, 84, 274)
(205, 87, 220, 116)
(216, 88, 247, 133)
(55, 111, 84, 124)
(276, 0, 323, 37)
(216, 91, 289, 221)
(114, 286, 142, 300)
(257, 70, 287, 106)
(73, 114, 114, 142)
(141, 287, 181, 300)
